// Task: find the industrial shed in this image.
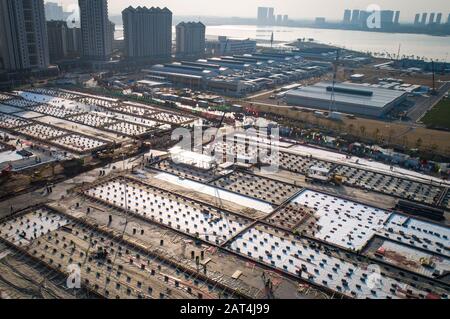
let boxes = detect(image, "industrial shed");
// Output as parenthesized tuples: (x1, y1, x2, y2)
(285, 82, 407, 117)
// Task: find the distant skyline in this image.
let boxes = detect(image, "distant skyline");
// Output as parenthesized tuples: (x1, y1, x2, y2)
(46, 0, 450, 22)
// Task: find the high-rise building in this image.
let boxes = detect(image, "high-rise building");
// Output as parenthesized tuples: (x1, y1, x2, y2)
(394, 11, 400, 24)
(0, 0, 50, 71)
(351, 10, 360, 25)
(343, 9, 352, 24)
(176, 22, 205, 58)
(276, 15, 283, 25)
(268, 8, 275, 25)
(315, 17, 326, 25)
(45, 2, 70, 21)
(359, 11, 371, 28)
(436, 13, 442, 24)
(429, 13, 435, 24)
(421, 13, 428, 25)
(414, 13, 420, 25)
(257, 7, 268, 25)
(66, 27, 82, 56)
(122, 6, 172, 60)
(78, 0, 111, 60)
(47, 20, 68, 62)
(108, 21, 115, 52)
(380, 10, 394, 27)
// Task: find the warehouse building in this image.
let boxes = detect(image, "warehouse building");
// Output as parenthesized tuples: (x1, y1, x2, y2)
(206, 36, 257, 55)
(143, 53, 330, 96)
(285, 82, 408, 117)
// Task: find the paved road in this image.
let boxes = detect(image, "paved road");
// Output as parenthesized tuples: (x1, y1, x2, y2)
(408, 81, 450, 123)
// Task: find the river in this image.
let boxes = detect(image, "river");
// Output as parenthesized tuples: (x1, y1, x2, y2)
(115, 24, 450, 62)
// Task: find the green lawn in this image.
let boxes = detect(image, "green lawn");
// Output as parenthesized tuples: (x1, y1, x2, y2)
(422, 97, 450, 130)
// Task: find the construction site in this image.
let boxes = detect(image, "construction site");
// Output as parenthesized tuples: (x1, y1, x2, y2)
(0, 86, 449, 300)
(0, 87, 196, 198)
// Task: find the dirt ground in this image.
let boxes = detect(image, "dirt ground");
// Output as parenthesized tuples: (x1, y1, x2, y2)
(333, 116, 450, 155)
(244, 100, 450, 157)
(243, 63, 450, 156)
(350, 66, 450, 87)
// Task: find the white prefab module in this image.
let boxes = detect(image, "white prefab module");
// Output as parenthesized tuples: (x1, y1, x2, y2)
(285, 82, 407, 117)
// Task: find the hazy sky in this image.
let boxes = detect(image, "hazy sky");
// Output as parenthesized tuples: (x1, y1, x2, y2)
(47, 0, 450, 21)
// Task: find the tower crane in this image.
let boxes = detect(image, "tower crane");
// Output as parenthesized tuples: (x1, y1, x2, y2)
(328, 49, 340, 114)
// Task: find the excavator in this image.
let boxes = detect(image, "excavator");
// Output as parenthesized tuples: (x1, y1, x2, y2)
(420, 257, 435, 268)
(91, 246, 108, 261)
(305, 165, 345, 186)
(331, 174, 344, 186)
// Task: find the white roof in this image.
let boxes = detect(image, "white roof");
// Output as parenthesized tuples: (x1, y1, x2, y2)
(287, 81, 406, 109)
(170, 147, 215, 169)
(309, 166, 330, 174)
